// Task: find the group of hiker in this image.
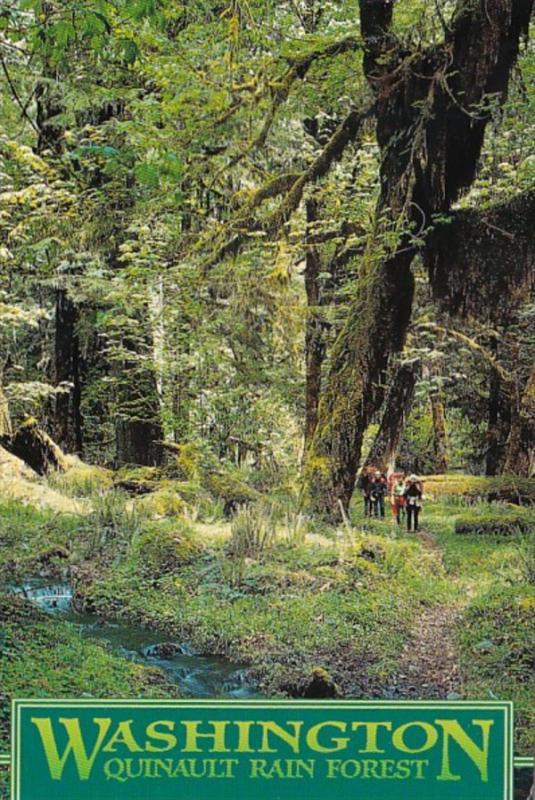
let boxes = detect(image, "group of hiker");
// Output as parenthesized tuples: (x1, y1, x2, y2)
(358, 468, 424, 531)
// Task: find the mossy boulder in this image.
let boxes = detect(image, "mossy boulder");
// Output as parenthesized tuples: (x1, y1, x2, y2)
(114, 466, 161, 495)
(136, 520, 201, 576)
(205, 472, 261, 516)
(290, 667, 342, 699)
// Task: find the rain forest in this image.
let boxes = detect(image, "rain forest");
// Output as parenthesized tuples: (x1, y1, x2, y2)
(0, 0, 534, 796)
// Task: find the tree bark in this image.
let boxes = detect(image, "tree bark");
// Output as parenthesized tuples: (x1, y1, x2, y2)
(485, 337, 512, 476)
(426, 191, 535, 322)
(503, 367, 535, 477)
(114, 346, 164, 467)
(365, 360, 420, 474)
(115, 416, 163, 467)
(430, 386, 449, 474)
(305, 0, 532, 517)
(52, 290, 83, 455)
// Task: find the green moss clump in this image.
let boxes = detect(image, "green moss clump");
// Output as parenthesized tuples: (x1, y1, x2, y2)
(292, 666, 342, 699)
(113, 466, 161, 494)
(136, 488, 187, 517)
(136, 520, 201, 576)
(425, 475, 535, 505)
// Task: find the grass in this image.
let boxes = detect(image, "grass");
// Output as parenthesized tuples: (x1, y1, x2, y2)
(73, 505, 449, 698)
(458, 585, 535, 754)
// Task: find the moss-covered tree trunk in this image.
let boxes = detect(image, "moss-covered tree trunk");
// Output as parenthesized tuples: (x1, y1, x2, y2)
(305, 0, 533, 517)
(1, 420, 66, 475)
(114, 342, 164, 467)
(430, 390, 449, 474)
(52, 290, 83, 455)
(427, 363, 449, 474)
(365, 360, 420, 474)
(503, 367, 535, 477)
(0, 384, 11, 440)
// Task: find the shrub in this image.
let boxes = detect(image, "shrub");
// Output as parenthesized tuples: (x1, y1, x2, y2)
(514, 533, 535, 585)
(228, 504, 276, 557)
(84, 490, 145, 556)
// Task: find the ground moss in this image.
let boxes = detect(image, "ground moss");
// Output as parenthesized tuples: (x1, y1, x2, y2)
(135, 487, 188, 517)
(424, 474, 535, 504)
(204, 472, 261, 514)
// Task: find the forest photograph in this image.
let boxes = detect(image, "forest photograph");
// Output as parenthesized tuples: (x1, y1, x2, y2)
(0, 0, 534, 796)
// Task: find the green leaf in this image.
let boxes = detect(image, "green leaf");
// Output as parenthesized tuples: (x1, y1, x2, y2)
(52, 21, 76, 49)
(118, 37, 140, 64)
(134, 162, 160, 188)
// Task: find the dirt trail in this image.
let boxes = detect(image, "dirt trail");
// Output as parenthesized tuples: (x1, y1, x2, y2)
(388, 530, 463, 699)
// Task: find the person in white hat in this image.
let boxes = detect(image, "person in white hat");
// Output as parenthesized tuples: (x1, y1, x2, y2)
(403, 474, 423, 531)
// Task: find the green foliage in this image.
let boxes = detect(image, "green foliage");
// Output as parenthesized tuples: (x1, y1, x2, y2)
(83, 491, 146, 558)
(514, 533, 535, 586)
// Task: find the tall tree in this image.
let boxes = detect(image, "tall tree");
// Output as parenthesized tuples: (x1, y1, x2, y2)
(305, 0, 534, 516)
(504, 366, 535, 477)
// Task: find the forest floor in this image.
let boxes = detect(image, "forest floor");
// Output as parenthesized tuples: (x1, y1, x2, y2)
(0, 464, 533, 769)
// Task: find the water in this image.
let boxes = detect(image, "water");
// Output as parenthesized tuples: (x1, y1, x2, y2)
(10, 580, 258, 699)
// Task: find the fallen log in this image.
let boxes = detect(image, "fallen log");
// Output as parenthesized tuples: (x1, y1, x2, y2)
(0, 418, 67, 475)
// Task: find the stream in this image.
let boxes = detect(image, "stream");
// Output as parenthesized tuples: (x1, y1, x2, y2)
(10, 580, 259, 699)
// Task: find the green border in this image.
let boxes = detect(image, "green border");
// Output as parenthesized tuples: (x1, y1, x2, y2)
(10, 699, 514, 800)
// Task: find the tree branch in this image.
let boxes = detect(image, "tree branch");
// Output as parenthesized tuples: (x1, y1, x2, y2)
(415, 322, 512, 385)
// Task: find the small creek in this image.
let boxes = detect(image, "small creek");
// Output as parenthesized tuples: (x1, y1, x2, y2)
(10, 580, 259, 699)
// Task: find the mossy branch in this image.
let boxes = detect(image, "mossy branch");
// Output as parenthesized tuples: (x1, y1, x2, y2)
(202, 103, 374, 270)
